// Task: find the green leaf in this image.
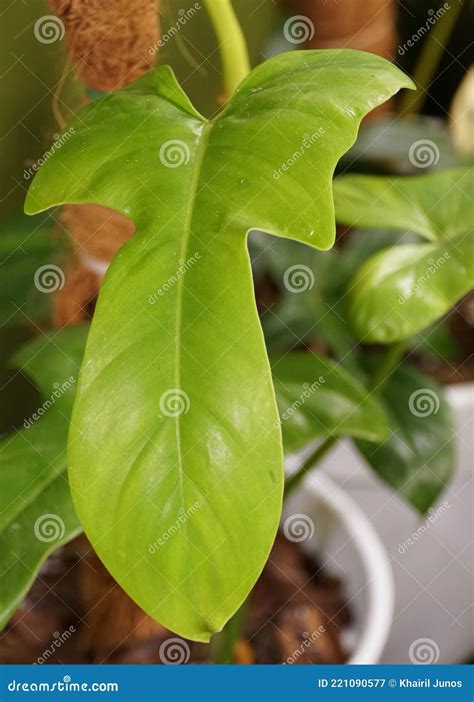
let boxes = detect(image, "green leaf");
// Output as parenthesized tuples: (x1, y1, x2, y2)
(356, 364, 455, 514)
(348, 236, 474, 343)
(324, 229, 408, 299)
(333, 168, 474, 342)
(272, 352, 389, 453)
(24, 51, 412, 641)
(0, 211, 62, 326)
(334, 168, 473, 241)
(0, 326, 88, 629)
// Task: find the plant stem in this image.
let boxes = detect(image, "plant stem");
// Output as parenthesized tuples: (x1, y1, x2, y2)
(368, 340, 406, 392)
(284, 341, 406, 497)
(209, 602, 247, 663)
(203, 0, 250, 98)
(400, 1, 464, 116)
(284, 435, 338, 497)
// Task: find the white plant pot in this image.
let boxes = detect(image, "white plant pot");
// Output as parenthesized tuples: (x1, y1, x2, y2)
(284, 473, 395, 664)
(289, 383, 473, 664)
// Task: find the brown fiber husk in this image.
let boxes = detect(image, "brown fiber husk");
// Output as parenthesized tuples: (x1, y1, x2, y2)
(53, 205, 135, 326)
(49, 0, 159, 92)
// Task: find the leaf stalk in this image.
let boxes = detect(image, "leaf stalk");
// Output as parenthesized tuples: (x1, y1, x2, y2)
(203, 0, 251, 98)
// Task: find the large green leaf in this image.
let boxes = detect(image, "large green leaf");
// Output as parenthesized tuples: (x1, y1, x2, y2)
(356, 364, 455, 514)
(333, 169, 474, 342)
(272, 352, 388, 453)
(25, 51, 412, 641)
(0, 326, 88, 629)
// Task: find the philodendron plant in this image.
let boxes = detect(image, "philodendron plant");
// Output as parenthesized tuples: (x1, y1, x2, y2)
(3, 29, 472, 650)
(14, 49, 413, 642)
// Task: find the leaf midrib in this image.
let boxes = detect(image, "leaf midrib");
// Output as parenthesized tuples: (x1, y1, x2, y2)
(173, 120, 212, 516)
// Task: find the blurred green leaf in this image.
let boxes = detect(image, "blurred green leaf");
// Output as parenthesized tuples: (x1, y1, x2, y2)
(334, 168, 473, 241)
(272, 352, 389, 453)
(334, 169, 474, 342)
(356, 364, 455, 514)
(347, 236, 473, 343)
(410, 320, 460, 362)
(0, 211, 63, 326)
(0, 325, 88, 629)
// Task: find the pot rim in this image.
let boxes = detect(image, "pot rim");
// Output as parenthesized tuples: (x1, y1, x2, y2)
(301, 472, 395, 664)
